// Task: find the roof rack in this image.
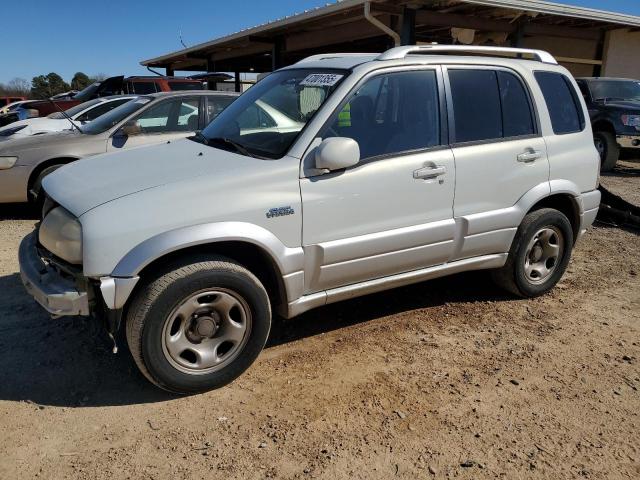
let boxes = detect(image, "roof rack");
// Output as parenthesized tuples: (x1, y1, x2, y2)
(376, 45, 558, 64)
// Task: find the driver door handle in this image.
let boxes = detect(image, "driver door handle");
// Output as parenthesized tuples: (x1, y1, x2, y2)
(413, 165, 446, 180)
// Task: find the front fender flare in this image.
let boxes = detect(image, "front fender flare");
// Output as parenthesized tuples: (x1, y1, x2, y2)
(111, 221, 305, 281)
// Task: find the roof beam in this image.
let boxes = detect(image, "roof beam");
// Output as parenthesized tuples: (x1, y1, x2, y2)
(414, 10, 602, 40)
(286, 18, 388, 52)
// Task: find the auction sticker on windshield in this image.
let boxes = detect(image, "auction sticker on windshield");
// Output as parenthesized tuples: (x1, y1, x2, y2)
(300, 74, 344, 87)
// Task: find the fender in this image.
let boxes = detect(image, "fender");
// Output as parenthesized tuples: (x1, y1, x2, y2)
(110, 221, 305, 302)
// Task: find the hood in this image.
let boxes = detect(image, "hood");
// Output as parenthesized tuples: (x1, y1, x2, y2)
(0, 130, 89, 163)
(598, 99, 640, 112)
(43, 138, 254, 217)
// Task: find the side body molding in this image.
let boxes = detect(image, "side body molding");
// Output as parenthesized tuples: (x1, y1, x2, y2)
(111, 222, 305, 300)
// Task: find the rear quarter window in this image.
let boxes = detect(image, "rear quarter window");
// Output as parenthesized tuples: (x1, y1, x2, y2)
(534, 71, 585, 135)
(168, 82, 204, 91)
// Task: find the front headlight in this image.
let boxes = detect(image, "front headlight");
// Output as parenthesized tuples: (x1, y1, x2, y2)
(621, 114, 640, 127)
(0, 156, 17, 169)
(39, 207, 83, 264)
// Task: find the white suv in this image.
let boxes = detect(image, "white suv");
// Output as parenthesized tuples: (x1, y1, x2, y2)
(19, 46, 601, 393)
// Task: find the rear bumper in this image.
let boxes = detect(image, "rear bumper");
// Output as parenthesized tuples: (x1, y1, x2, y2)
(577, 189, 601, 240)
(19, 232, 90, 317)
(617, 135, 640, 149)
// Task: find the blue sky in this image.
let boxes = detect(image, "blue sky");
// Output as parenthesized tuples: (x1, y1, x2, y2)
(1, 0, 639, 84)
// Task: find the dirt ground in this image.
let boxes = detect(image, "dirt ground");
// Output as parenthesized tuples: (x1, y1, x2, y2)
(0, 162, 638, 480)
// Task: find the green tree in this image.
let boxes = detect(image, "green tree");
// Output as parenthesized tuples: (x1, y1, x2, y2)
(70, 72, 91, 91)
(30, 73, 70, 99)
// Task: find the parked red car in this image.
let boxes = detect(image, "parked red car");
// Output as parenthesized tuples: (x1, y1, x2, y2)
(26, 75, 206, 117)
(0, 96, 27, 108)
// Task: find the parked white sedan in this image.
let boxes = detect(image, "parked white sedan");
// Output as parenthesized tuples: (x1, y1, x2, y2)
(0, 96, 135, 141)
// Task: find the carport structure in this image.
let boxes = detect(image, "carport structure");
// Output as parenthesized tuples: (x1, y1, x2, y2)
(141, 0, 640, 90)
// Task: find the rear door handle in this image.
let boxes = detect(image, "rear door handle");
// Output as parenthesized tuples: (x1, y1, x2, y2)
(517, 150, 543, 163)
(413, 165, 446, 179)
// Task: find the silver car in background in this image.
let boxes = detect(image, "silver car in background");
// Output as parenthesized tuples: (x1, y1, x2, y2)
(0, 91, 238, 204)
(0, 96, 136, 141)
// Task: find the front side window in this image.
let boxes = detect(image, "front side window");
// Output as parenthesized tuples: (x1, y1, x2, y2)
(200, 69, 347, 158)
(534, 71, 585, 135)
(321, 70, 441, 160)
(133, 97, 200, 133)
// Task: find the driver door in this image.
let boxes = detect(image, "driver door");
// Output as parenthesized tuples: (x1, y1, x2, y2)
(108, 96, 201, 151)
(300, 67, 456, 294)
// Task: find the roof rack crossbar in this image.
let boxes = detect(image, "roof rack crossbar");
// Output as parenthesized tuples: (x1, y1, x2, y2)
(376, 45, 558, 64)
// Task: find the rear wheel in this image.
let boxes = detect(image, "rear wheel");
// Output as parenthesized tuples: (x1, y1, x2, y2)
(594, 131, 619, 172)
(492, 208, 573, 298)
(125, 255, 271, 394)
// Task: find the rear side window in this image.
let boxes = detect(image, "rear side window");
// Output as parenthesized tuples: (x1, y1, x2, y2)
(131, 82, 158, 94)
(449, 69, 502, 143)
(534, 71, 585, 135)
(449, 69, 536, 143)
(498, 71, 535, 138)
(169, 81, 204, 91)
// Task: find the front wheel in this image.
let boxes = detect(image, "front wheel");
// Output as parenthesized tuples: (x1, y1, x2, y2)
(594, 131, 619, 172)
(125, 255, 271, 394)
(491, 208, 574, 298)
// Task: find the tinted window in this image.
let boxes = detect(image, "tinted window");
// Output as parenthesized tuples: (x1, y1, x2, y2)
(131, 82, 158, 94)
(534, 72, 585, 135)
(321, 70, 440, 160)
(168, 81, 204, 91)
(449, 69, 502, 143)
(206, 96, 235, 122)
(498, 71, 535, 138)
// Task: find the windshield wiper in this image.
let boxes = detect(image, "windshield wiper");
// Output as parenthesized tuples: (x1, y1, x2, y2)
(206, 137, 257, 158)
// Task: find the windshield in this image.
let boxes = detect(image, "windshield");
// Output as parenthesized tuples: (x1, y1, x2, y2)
(47, 99, 102, 119)
(589, 80, 640, 101)
(200, 69, 348, 158)
(82, 97, 151, 135)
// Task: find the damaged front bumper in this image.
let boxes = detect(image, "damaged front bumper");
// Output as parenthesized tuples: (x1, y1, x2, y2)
(19, 231, 90, 317)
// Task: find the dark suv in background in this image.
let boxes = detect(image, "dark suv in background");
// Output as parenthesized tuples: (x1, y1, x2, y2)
(23, 75, 205, 118)
(576, 77, 640, 171)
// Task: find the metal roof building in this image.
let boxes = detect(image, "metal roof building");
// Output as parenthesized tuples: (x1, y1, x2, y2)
(141, 0, 640, 89)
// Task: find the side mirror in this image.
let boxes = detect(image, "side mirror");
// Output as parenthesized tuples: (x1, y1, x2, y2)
(315, 137, 360, 172)
(24, 108, 40, 119)
(118, 121, 141, 137)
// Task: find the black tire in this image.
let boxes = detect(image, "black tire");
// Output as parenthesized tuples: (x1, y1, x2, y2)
(594, 131, 619, 172)
(30, 164, 64, 208)
(491, 208, 573, 298)
(125, 254, 271, 394)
